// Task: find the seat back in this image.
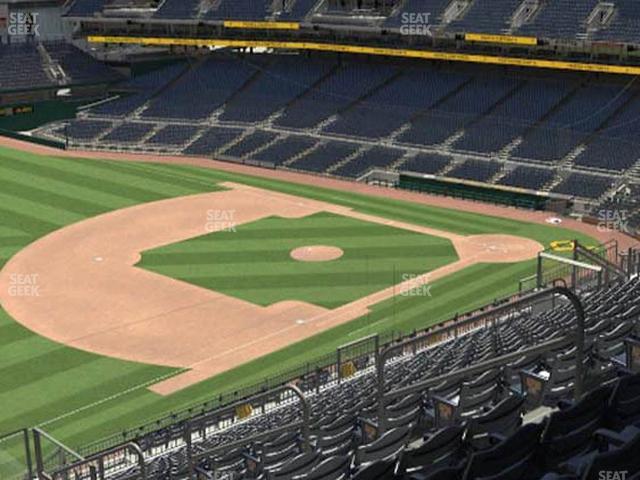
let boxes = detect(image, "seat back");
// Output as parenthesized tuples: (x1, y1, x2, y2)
(305, 455, 352, 480)
(463, 423, 543, 480)
(351, 458, 396, 480)
(355, 426, 411, 465)
(539, 385, 611, 467)
(398, 425, 464, 473)
(609, 373, 640, 430)
(268, 450, 321, 480)
(459, 383, 499, 414)
(582, 431, 640, 480)
(466, 394, 524, 441)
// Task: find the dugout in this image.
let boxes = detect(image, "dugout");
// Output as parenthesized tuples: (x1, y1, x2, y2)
(398, 172, 572, 212)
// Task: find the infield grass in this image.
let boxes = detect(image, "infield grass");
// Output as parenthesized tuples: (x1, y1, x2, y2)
(0, 145, 598, 458)
(139, 212, 458, 308)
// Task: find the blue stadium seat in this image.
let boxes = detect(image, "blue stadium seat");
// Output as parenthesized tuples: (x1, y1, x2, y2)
(446, 159, 503, 182)
(183, 127, 245, 156)
(220, 57, 335, 123)
(333, 146, 405, 178)
(401, 153, 452, 175)
(290, 141, 360, 173)
(399, 76, 519, 147)
(551, 173, 614, 199)
(447, 0, 522, 34)
(454, 80, 573, 154)
(0, 43, 51, 91)
(204, 0, 270, 21)
(142, 57, 259, 120)
(516, 0, 599, 40)
(250, 135, 319, 166)
(513, 84, 632, 163)
(276, 63, 397, 130)
(326, 68, 469, 139)
(497, 166, 556, 191)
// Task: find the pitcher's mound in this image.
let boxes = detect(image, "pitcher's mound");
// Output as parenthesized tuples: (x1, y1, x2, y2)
(291, 245, 344, 262)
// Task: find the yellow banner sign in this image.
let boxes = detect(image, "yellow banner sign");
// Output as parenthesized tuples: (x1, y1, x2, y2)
(0, 105, 34, 116)
(465, 33, 537, 46)
(86, 36, 640, 76)
(235, 403, 253, 419)
(223, 20, 300, 30)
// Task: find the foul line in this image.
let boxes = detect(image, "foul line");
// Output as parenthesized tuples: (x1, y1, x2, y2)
(34, 368, 188, 429)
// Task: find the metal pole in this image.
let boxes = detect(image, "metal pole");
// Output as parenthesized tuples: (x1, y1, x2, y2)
(33, 429, 44, 480)
(24, 428, 34, 480)
(537, 252, 543, 288)
(185, 422, 194, 480)
(572, 239, 579, 289)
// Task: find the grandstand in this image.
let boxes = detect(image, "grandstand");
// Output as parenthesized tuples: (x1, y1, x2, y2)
(34, 52, 639, 207)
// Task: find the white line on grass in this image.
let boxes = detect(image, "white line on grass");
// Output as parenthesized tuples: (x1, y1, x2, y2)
(34, 368, 188, 429)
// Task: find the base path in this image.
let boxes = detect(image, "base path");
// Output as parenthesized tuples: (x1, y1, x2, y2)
(0, 179, 542, 394)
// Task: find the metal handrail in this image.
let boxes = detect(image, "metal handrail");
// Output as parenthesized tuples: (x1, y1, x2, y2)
(376, 284, 585, 432)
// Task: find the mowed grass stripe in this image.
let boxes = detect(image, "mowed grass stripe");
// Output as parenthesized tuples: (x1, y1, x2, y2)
(0, 348, 104, 392)
(0, 237, 31, 248)
(0, 207, 60, 236)
(2, 151, 220, 199)
(1, 155, 184, 203)
(0, 361, 171, 432)
(178, 271, 407, 289)
(369, 262, 537, 331)
(43, 391, 162, 448)
(0, 225, 29, 236)
(0, 324, 35, 348)
(0, 336, 60, 369)
(0, 193, 83, 226)
(0, 164, 138, 211)
(109, 161, 585, 244)
(68, 156, 226, 192)
(0, 178, 110, 217)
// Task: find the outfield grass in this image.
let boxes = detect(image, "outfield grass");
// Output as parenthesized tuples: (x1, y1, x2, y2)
(0, 145, 598, 454)
(139, 212, 458, 308)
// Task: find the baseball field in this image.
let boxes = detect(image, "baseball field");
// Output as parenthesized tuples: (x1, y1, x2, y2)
(0, 143, 601, 456)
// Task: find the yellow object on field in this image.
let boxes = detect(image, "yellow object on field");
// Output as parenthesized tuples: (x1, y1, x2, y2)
(550, 240, 575, 252)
